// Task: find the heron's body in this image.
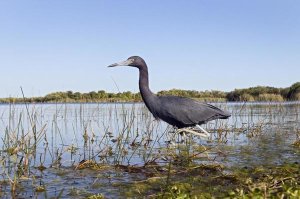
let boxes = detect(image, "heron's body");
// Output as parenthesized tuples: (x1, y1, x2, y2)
(108, 56, 231, 135)
(147, 96, 230, 128)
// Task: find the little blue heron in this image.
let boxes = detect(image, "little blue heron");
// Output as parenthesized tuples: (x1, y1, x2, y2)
(108, 56, 231, 137)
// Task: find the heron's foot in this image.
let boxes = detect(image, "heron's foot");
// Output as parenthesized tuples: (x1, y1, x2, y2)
(176, 127, 209, 138)
(195, 125, 210, 137)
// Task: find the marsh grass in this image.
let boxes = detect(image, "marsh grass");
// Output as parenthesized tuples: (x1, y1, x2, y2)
(292, 129, 300, 148)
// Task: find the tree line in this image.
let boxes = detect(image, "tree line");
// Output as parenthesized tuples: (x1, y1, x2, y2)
(0, 82, 299, 103)
(226, 82, 300, 102)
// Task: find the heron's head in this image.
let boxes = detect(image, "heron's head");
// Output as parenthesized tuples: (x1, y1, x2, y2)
(108, 56, 146, 69)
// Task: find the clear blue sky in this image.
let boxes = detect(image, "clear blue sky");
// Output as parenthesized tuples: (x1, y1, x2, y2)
(0, 0, 299, 97)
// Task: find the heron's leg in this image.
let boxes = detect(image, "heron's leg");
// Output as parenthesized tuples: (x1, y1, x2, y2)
(176, 128, 208, 138)
(195, 125, 210, 137)
(181, 131, 187, 139)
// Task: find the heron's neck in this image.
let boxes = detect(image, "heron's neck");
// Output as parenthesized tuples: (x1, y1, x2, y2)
(139, 66, 156, 104)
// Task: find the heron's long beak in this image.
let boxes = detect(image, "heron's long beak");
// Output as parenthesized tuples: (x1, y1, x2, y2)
(107, 59, 133, 67)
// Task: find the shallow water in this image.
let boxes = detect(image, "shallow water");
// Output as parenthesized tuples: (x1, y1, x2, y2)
(0, 102, 299, 198)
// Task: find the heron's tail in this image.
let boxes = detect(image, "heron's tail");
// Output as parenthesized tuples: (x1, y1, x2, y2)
(219, 110, 231, 119)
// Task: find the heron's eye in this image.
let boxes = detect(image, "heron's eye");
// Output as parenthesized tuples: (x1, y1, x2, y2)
(128, 59, 134, 64)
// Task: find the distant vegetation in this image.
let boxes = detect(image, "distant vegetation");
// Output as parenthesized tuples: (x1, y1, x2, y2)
(226, 82, 300, 102)
(0, 82, 299, 103)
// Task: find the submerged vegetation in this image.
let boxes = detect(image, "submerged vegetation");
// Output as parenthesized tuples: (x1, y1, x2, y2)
(0, 82, 299, 103)
(122, 162, 300, 198)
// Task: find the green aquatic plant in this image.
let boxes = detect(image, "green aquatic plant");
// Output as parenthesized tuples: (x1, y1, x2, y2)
(228, 163, 300, 198)
(120, 162, 300, 198)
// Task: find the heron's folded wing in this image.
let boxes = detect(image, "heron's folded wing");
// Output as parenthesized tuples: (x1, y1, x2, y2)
(159, 96, 230, 125)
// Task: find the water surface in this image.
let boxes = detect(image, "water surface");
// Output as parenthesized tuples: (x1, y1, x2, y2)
(0, 102, 299, 198)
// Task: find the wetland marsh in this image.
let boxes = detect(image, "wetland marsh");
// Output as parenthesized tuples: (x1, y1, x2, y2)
(0, 102, 299, 198)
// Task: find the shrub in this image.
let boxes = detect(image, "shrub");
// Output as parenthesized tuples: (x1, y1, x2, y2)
(257, 94, 284, 102)
(240, 93, 255, 102)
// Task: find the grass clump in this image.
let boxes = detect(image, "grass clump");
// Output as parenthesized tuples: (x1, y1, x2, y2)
(293, 140, 300, 148)
(87, 193, 105, 199)
(228, 163, 300, 198)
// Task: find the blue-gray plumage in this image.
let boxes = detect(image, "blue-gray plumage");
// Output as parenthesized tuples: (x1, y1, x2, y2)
(108, 56, 231, 133)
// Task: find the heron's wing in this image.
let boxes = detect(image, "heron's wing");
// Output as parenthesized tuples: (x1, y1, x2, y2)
(158, 96, 230, 126)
